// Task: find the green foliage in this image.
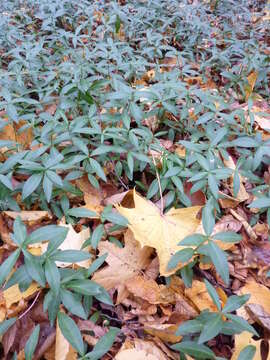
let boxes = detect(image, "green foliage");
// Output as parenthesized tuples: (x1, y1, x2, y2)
(0, 0, 268, 358)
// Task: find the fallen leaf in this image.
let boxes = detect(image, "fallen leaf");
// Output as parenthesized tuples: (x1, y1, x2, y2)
(92, 229, 152, 303)
(115, 348, 159, 360)
(183, 181, 206, 206)
(244, 71, 258, 101)
(144, 323, 182, 343)
(0, 119, 33, 149)
(3, 283, 40, 308)
(246, 303, 270, 332)
(126, 275, 175, 305)
(3, 211, 51, 224)
(116, 190, 201, 276)
(222, 155, 249, 202)
(185, 280, 221, 312)
(76, 176, 104, 214)
(237, 280, 270, 321)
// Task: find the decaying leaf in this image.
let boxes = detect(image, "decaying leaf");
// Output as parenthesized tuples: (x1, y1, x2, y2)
(92, 229, 153, 303)
(76, 176, 104, 214)
(246, 303, 270, 332)
(0, 119, 33, 149)
(116, 190, 201, 276)
(144, 323, 182, 343)
(244, 71, 258, 101)
(3, 283, 40, 308)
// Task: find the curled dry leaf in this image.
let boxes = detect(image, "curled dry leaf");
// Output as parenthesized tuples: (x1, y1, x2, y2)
(237, 280, 270, 321)
(3, 211, 52, 224)
(222, 155, 249, 203)
(92, 229, 153, 303)
(144, 323, 182, 344)
(116, 190, 202, 276)
(230, 209, 257, 243)
(246, 303, 270, 332)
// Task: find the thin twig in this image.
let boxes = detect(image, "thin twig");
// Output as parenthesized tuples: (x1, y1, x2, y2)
(18, 290, 41, 320)
(151, 154, 164, 215)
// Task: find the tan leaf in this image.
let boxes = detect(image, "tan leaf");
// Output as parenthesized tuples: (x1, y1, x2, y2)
(55, 315, 77, 360)
(3, 211, 51, 224)
(76, 176, 104, 214)
(237, 280, 270, 321)
(3, 283, 40, 308)
(92, 229, 152, 303)
(246, 303, 270, 332)
(222, 155, 249, 202)
(126, 275, 175, 305)
(144, 323, 182, 343)
(0, 120, 33, 149)
(231, 331, 268, 360)
(244, 71, 258, 101)
(115, 348, 159, 360)
(116, 190, 201, 276)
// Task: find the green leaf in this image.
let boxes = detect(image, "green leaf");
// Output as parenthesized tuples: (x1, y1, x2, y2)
(237, 345, 256, 360)
(0, 249, 21, 287)
(102, 211, 128, 227)
(223, 294, 250, 313)
(22, 173, 43, 200)
(0, 317, 17, 336)
(13, 216, 27, 246)
(23, 251, 46, 287)
(85, 327, 120, 360)
(57, 312, 85, 356)
(208, 241, 229, 285)
(204, 279, 221, 311)
(45, 259, 60, 296)
(60, 288, 86, 319)
(67, 207, 97, 218)
(25, 325, 40, 360)
(225, 314, 258, 336)
(179, 234, 206, 246)
(26, 225, 68, 245)
(213, 232, 242, 243)
(65, 279, 102, 296)
(176, 319, 203, 336)
(91, 224, 105, 249)
(202, 201, 215, 236)
(51, 250, 91, 263)
(86, 254, 108, 276)
(167, 248, 194, 270)
(198, 314, 223, 344)
(171, 341, 215, 359)
(249, 197, 270, 209)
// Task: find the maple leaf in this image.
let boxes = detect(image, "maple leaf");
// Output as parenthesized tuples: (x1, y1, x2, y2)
(92, 229, 152, 303)
(116, 190, 202, 276)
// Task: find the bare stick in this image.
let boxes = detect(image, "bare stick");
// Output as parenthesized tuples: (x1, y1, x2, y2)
(18, 290, 41, 320)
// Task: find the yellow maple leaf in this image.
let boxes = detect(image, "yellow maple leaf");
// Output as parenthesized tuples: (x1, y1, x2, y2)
(92, 229, 153, 303)
(116, 190, 201, 276)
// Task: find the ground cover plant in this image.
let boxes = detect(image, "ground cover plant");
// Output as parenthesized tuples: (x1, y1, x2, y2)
(0, 0, 269, 358)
